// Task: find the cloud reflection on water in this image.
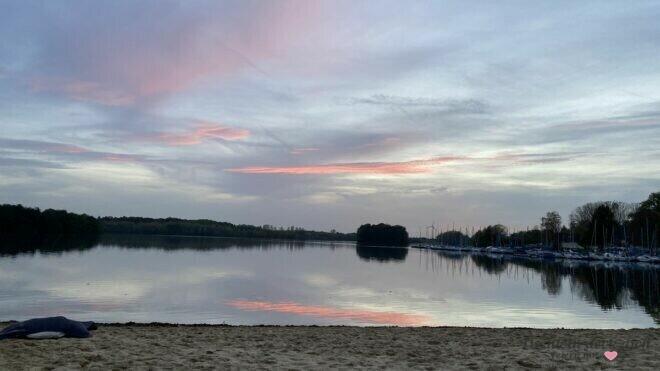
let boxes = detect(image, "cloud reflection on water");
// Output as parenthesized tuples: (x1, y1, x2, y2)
(0, 236, 657, 327)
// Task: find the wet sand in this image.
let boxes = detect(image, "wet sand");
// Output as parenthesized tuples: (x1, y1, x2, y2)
(0, 324, 658, 370)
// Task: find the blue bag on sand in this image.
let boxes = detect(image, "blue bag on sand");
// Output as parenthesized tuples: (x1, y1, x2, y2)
(0, 316, 97, 340)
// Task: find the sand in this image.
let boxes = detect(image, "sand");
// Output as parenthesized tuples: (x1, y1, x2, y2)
(0, 324, 658, 370)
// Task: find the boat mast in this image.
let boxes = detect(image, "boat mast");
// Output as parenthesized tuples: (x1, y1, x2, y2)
(646, 216, 651, 252)
(592, 219, 597, 249)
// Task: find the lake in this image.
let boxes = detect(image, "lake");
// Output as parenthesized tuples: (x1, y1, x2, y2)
(0, 235, 658, 328)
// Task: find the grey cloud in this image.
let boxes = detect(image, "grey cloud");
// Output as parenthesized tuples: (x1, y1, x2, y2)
(0, 157, 67, 169)
(0, 137, 147, 164)
(529, 117, 660, 146)
(494, 152, 585, 165)
(343, 95, 489, 114)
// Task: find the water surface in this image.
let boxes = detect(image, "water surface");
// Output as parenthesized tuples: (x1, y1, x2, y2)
(0, 235, 657, 328)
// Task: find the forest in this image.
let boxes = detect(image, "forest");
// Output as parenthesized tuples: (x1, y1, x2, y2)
(99, 216, 355, 241)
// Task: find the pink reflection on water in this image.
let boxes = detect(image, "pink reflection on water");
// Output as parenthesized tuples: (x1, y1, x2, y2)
(227, 299, 430, 326)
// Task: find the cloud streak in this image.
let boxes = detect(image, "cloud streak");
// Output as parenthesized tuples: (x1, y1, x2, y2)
(226, 156, 463, 175)
(345, 94, 490, 114)
(225, 151, 579, 176)
(148, 122, 250, 146)
(29, 78, 135, 106)
(290, 147, 320, 155)
(0, 138, 145, 164)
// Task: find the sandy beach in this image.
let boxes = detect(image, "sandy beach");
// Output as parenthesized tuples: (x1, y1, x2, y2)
(0, 324, 657, 370)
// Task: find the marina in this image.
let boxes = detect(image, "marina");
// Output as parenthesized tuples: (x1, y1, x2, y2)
(411, 243, 660, 266)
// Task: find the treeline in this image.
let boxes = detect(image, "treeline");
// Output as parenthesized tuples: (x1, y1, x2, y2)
(356, 223, 409, 246)
(433, 191, 659, 251)
(0, 204, 99, 250)
(100, 217, 355, 241)
(0, 204, 356, 252)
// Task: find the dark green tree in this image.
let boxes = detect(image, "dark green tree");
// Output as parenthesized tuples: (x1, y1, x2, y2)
(472, 225, 508, 247)
(591, 204, 617, 250)
(541, 211, 562, 250)
(628, 192, 660, 250)
(435, 230, 471, 246)
(356, 223, 408, 246)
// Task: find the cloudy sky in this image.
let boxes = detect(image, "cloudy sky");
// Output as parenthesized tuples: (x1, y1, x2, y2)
(1, 0, 659, 232)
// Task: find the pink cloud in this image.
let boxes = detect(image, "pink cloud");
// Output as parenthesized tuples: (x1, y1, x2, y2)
(29, 78, 134, 106)
(30, 2, 328, 106)
(227, 300, 431, 326)
(226, 156, 462, 175)
(152, 121, 250, 146)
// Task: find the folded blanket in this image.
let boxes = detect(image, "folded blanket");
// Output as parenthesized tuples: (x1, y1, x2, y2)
(0, 316, 97, 340)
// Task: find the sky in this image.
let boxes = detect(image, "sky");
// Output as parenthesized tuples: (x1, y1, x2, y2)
(1, 0, 659, 233)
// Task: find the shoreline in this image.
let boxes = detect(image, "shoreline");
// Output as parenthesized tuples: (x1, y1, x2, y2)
(1, 324, 658, 370)
(6, 320, 657, 330)
(83, 322, 660, 329)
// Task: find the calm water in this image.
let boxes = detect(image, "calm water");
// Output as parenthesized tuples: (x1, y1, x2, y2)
(0, 235, 658, 328)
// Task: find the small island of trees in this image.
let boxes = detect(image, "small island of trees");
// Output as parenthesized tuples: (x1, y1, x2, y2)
(356, 223, 409, 246)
